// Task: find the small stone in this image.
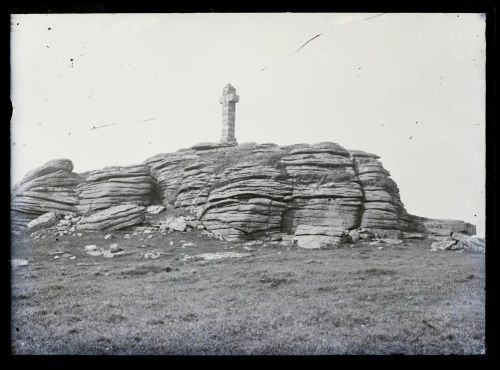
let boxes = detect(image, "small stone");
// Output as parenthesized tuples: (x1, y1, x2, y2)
(402, 232, 424, 240)
(147, 205, 166, 215)
(143, 229, 152, 234)
(62, 254, 72, 258)
(109, 243, 122, 253)
(69, 256, 76, 260)
(144, 252, 160, 259)
(54, 255, 60, 259)
(197, 224, 206, 230)
(124, 234, 131, 239)
(104, 234, 113, 240)
(378, 246, 384, 250)
(84, 245, 98, 252)
(12, 259, 29, 267)
(348, 229, 360, 243)
(169, 241, 174, 246)
(181, 242, 195, 248)
(76, 233, 82, 237)
(132, 232, 138, 236)
(48, 250, 64, 255)
(148, 235, 154, 239)
(380, 238, 402, 245)
(163, 216, 187, 232)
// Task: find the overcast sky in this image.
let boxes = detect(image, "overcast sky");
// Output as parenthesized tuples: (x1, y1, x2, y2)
(10, 13, 486, 236)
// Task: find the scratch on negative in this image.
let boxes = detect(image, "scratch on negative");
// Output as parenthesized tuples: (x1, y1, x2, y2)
(294, 33, 322, 54)
(90, 123, 118, 130)
(354, 13, 386, 23)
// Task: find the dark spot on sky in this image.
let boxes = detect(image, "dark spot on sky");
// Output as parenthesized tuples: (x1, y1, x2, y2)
(70, 58, 73, 61)
(46, 45, 50, 48)
(474, 214, 477, 217)
(358, 67, 362, 70)
(48, 27, 52, 30)
(457, 14, 460, 18)
(409, 136, 413, 140)
(415, 121, 418, 124)
(68, 132, 71, 136)
(16, 23, 19, 25)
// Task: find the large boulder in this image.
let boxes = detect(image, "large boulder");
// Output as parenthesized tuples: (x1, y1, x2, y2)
(292, 225, 344, 249)
(27, 212, 59, 231)
(430, 239, 458, 251)
(451, 232, 485, 253)
(76, 203, 146, 231)
(77, 165, 154, 213)
(11, 159, 82, 229)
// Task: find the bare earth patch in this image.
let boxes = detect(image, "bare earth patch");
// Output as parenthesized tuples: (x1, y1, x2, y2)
(10, 230, 485, 355)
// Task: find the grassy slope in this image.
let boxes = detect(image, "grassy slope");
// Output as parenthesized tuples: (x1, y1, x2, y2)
(10, 228, 485, 355)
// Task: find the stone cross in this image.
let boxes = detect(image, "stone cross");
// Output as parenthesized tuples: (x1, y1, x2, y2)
(219, 83, 239, 143)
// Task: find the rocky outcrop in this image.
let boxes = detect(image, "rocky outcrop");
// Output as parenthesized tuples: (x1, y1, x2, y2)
(76, 203, 146, 231)
(408, 215, 476, 240)
(76, 165, 153, 214)
(13, 142, 477, 248)
(11, 159, 82, 229)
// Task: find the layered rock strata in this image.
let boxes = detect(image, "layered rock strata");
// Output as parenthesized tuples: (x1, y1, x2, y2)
(76, 165, 153, 214)
(13, 142, 477, 247)
(77, 203, 146, 231)
(11, 159, 82, 229)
